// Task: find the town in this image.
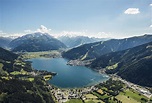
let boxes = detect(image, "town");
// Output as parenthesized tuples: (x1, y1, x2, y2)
(49, 85, 98, 103)
(47, 77, 152, 103)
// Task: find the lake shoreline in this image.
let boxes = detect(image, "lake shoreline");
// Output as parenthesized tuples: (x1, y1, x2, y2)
(28, 57, 109, 88)
(23, 54, 152, 100)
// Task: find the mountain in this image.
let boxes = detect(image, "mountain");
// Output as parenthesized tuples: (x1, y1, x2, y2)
(62, 34, 152, 60)
(0, 37, 12, 49)
(90, 41, 152, 87)
(58, 36, 109, 48)
(9, 32, 66, 52)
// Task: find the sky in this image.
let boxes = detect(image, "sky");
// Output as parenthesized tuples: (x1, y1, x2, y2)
(0, 0, 152, 38)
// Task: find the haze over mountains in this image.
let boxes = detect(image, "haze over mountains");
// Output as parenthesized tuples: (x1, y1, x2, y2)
(58, 36, 109, 48)
(0, 37, 12, 49)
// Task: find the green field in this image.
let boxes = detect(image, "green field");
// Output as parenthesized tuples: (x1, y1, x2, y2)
(21, 51, 61, 59)
(43, 75, 52, 81)
(10, 71, 21, 75)
(116, 94, 139, 103)
(117, 89, 148, 103)
(85, 99, 104, 103)
(85, 94, 98, 99)
(106, 63, 118, 70)
(26, 77, 34, 82)
(10, 69, 28, 75)
(84, 93, 103, 103)
(92, 92, 109, 100)
(1, 76, 10, 80)
(66, 99, 83, 103)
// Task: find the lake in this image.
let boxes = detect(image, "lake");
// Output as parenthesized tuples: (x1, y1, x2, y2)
(29, 58, 109, 88)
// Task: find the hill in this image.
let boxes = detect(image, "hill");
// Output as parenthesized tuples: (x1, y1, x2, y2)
(0, 47, 18, 61)
(0, 47, 55, 103)
(0, 47, 32, 73)
(9, 32, 66, 52)
(90, 41, 152, 87)
(62, 34, 152, 60)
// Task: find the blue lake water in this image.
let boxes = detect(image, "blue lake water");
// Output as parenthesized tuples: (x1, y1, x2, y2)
(29, 58, 109, 88)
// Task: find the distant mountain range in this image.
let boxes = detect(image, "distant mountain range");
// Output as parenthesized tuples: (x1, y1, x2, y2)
(90, 41, 152, 87)
(9, 32, 66, 52)
(1, 34, 109, 52)
(57, 36, 109, 48)
(0, 37, 12, 49)
(62, 34, 152, 60)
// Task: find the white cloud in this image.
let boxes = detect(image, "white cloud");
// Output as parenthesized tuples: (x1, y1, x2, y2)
(9, 33, 24, 37)
(150, 4, 152, 6)
(124, 8, 140, 14)
(23, 25, 52, 34)
(51, 30, 111, 38)
(0, 30, 24, 37)
(0, 26, 111, 38)
(150, 25, 152, 28)
(36, 25, 51, 33)
(51, 31, 87, 38)
(0, 30, 7, 35)
(96, 32, 110, 38)
(62, 31, 86, 37)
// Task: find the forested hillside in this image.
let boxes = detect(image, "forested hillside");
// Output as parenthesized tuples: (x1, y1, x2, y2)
(90, 41, 152, 87)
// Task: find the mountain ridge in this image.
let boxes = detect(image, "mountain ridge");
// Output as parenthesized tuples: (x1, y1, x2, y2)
(62, 34, 152, 60)
(9, 32, 66, 52)
(58, 36, 109, 48)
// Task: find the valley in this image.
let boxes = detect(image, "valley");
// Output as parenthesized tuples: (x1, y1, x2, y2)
(20, 50, 62, 60)
(0, 33, 152, 103)
(14, 50, 152, 103)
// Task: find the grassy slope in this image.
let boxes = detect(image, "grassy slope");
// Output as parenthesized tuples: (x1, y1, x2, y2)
(66, 99, 83, 103)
